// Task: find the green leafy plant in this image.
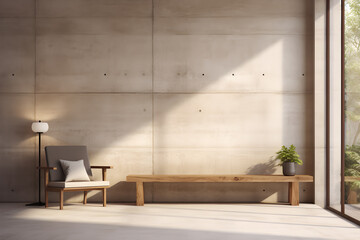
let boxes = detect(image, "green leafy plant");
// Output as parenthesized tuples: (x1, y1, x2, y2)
(345, 145, 360, 189)
(344, 145, 360, 204)
(275, 145, 303, 166)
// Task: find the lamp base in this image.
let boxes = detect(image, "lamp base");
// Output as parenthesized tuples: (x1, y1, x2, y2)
(26, 202, 45, 206)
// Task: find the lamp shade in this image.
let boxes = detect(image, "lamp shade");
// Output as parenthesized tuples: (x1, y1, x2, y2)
(31, 121, 49, 133)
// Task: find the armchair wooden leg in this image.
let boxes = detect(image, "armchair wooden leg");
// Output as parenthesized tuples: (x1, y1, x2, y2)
(59, 190, 64, 210)
(45, 190, 48, 208)
(102, 188, 107, 207)
(83, 191, 88, 205)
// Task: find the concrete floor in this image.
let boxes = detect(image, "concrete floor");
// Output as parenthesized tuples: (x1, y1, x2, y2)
(345, 204, 360, 221)
(0, 203, 359, 240)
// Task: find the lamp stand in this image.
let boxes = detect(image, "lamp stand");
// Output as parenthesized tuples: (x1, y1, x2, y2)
(26, 132, 45, 206)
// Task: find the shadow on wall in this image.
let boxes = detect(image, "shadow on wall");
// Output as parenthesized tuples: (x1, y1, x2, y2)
(41, 31, 286, 205)
(32, 0, 315, 204)
(246, 157, 278, 175)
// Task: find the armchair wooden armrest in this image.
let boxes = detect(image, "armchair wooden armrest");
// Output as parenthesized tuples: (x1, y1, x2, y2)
(91, 166, 113, 169)
(37, 167, 57, 188)
(91, 166, 113, 181)
(37, 166, 57, 170)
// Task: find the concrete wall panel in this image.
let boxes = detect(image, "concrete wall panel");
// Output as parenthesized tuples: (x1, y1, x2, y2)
(152, 0, 315, 204)
(153, 182, 288, 203)
(155, 0, 313, 18)
(0, 0, 316, 204)
(0, 19, 35, 93)
(37, 0, 152, 18)
(36, 18, 152, 93)
(154, 94, 314, 149)
(153, 92, 314, 203)
(0, 94, 34, 149)
(154, 0, 314, 93)
(154, 35, 314, 93)
(155, 17, 311, 35)
(0, 94, 35, 202)
(36, 94, 152, 148)
(0, 0, 34, 17)
(0, 149, 36, 202)
(154, 148, 313, 176)
(37, 18, 151, 36)
(36, 94, 153, 202)
(153, 182, 313, 203)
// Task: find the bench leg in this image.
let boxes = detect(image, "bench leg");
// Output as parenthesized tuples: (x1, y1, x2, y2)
(45, 189, 48, 208)
(103, 188, 107, 207)
(136, 182, 144, 206)
(288, 182, 299, 206)
(83, 191, 88, 205)
(59, 190, 64, 210)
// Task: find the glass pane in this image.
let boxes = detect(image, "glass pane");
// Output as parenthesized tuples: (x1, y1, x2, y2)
(344, 0, 360, 221)
(329, 0, 343, 212)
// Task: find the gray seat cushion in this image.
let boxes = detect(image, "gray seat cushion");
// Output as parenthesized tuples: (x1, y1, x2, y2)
(45, 146, 93, 182)
(47, 181, 109, 188)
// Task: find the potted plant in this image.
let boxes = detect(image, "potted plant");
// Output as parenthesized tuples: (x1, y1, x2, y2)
(275, 145, 303, 176)
(344, 145, 360, 204)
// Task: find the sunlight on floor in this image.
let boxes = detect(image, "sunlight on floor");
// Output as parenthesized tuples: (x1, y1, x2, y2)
(0, 203, 359, 240)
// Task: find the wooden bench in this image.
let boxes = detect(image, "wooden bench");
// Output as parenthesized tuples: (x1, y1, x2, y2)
(126, 175, 314, 206)
(344, 176, 360, 182)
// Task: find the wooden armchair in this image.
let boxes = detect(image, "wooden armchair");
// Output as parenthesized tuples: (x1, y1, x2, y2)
(41, 146, 113, 210)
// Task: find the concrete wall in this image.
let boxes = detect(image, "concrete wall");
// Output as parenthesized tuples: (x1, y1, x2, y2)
(0, 0, 36, 201)
(0, 0, 315, 204)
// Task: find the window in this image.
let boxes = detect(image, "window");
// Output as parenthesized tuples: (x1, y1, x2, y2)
(344, 0, 360, 221)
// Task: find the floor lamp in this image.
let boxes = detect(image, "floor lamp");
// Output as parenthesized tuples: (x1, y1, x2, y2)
(26, 120, 49, 206)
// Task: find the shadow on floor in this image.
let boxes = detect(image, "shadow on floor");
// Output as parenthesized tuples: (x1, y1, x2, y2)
(1, 215, 325, 240)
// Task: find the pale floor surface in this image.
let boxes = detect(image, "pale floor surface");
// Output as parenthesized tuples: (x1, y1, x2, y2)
(345, 204, 360, 220)
(0, 203, 359, 240)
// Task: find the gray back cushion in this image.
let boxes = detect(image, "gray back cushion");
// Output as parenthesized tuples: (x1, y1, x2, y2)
(45, 146, 93, 181)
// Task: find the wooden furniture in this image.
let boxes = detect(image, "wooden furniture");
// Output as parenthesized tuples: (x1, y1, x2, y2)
(40, 146, 113, 210)
(344, 176, 360, 204)
(344, 176, 360, 182)
(126, 175, 314, 206)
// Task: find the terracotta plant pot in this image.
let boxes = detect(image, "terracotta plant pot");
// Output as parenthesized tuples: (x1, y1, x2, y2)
(347, 190, 358, 204)
(283, 162, 296, 176)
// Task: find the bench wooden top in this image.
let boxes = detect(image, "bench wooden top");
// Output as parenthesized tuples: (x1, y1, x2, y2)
(126, 175, 313, 183)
